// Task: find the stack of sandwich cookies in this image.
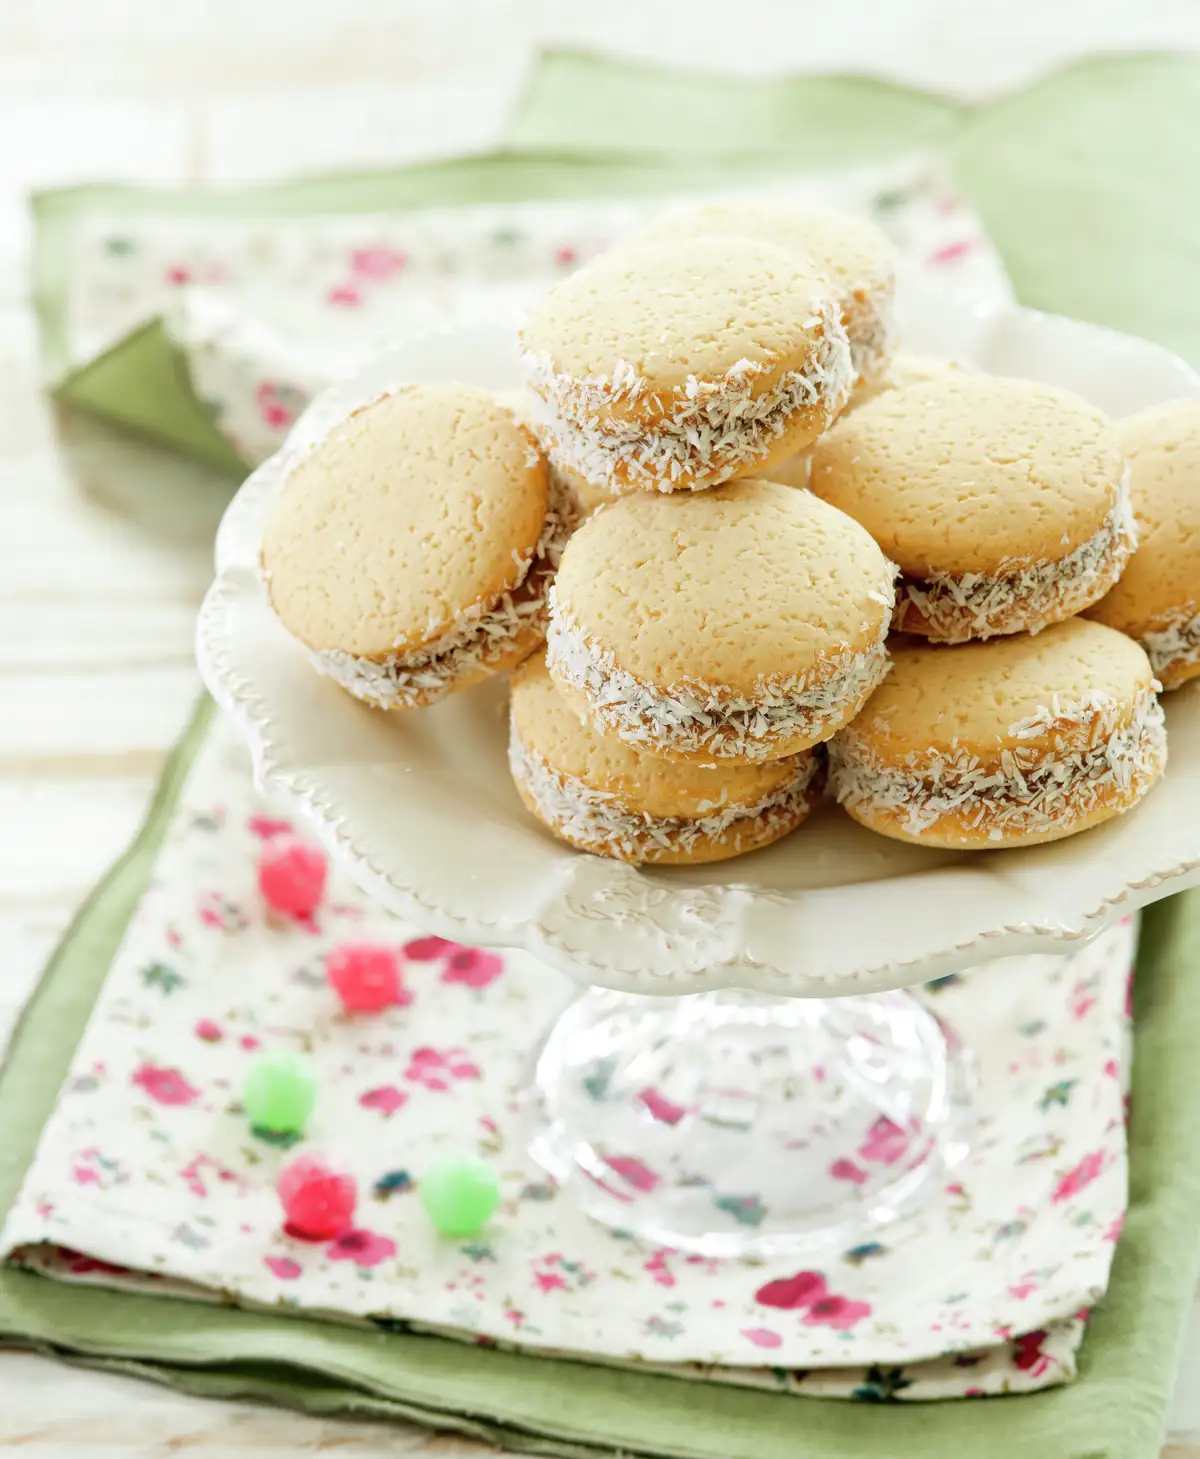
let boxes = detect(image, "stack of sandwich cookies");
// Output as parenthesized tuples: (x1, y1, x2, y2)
(1085, 401, 1200, 689)
(520, 237, 854, 495)
(633, 202, 897, 384)
(546, 479, 896, 765)
(261, 384, 582, 710)
(809, 375, 1135, 643)
(510, 653, 822, 864)
(254, 203, 1172, 869)
(829, 618, 1166, 849)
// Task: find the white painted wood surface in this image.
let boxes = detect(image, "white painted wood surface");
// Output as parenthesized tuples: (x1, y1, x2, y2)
(1, 3, 1198, 1453)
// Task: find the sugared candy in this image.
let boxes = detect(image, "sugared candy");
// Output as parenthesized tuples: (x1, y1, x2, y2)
(277, 1152, 357, 1238)
(419, 1154, 500, 1237)
(327, 942, 402, 1013)
(244, 1049, 317, 1135)
(258, 836, 327, 917)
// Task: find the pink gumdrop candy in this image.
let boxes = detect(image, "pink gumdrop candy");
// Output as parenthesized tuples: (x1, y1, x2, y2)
(277, 1152, 357, 1238)
(258, 836, 327, 917)
(326, 942, 402, 1013)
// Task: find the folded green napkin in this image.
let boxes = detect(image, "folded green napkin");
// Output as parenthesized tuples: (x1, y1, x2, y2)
(2, 697, 1200, 1459)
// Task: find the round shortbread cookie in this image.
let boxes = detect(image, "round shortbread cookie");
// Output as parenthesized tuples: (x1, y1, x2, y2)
(262, 383, 580, 710)
(509, 652, 821, 864)
(633, 201, 896, 382)
(828, 618, 1166, 849)
(546, 478, 896, 765)
(809, 375, 1135, 643)
(520, 237, 854, 495)
(1085, 401, 1200, 689)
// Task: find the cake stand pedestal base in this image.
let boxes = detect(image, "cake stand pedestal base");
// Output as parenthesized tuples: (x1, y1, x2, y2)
(529, 987, 974, 1258)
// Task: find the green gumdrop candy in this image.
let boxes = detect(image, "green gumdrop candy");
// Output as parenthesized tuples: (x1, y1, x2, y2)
(243, 1050, 317, 1135)
(419, 1155, 500, 1238)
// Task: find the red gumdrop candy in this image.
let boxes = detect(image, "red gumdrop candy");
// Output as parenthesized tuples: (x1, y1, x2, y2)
(326, 942, 402, 1013)
(277, 1152, 356, 1238)
(258, 836, 327, 917)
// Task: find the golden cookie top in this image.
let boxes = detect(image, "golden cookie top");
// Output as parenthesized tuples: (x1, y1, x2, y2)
(634, 201, 895, 311)
(520, 237, 847, 424)
(550, 478, 895, 696)
(261, 384, 548, 659)
(809, 375, 1126, 577)
(848, 618, 1156, 766)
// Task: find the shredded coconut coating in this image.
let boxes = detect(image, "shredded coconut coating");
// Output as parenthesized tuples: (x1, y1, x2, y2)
(1139, 607, 1200, 684)
(522, 296, 854, 493)
(310, 476, 582, 710)
(546, 599, 893, 762)
(829, 688, 1167, 842)
(893, 477, 1137, 643)
(845, 285, 897, 383)
(509, 727, 822, 863)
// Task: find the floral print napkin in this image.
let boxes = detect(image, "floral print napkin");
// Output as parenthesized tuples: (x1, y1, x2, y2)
(59, 161, 1010, 467)
(1, 719, 1134, 1400)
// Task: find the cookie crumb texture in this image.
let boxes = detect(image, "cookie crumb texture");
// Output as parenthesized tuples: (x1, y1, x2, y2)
(262, 383, 548, 660)
(548, 479, 894, 763)
(830, 619, 1167, 849)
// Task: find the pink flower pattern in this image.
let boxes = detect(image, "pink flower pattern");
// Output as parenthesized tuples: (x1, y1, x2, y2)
(358, 1085, 408, 1117)
(131, 1063, 199, 1107)
(264, 1255, 302, 1280)
(858, 1116, 910, 1166)
(400, 937, 506, 991)
(326, 1228, 396, 1267)
(601, 1154, 659, 1193)
(829, 1157, 869, 1185)
(349, 246, 407, 279)
(1052, 1150, 1105, 1204)
(10, 729, 1133, 1395)
(403, 1046, 481, 1092)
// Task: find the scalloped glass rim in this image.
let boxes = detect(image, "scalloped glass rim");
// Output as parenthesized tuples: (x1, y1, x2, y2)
(197, 280, 1200, 997)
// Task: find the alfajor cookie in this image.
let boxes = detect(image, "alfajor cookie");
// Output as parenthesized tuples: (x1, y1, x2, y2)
(829, 618, 1166, 849)
(634, 202, 896, 383)
(546, 478, 896, 765)
(509, 652, 822, 864)
(809, 375, 1135, 644)
(1085, 401, 1200, 690)
(261, 383, 581, 710)
(520, 237, 854, 495)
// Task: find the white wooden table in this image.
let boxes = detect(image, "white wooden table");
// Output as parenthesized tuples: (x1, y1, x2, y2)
(2, 2, 1199, 1452)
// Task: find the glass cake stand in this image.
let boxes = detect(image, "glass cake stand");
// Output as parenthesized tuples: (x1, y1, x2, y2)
(526, 983, 973, 1256)
(197, 302, 1200, 1258)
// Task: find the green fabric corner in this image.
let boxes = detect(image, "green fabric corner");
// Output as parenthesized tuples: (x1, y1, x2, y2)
(55, 320, 246, 475)
(1, 697, 1199, 1459)
(508, 49, 959, 163)
(946, 53, 1200, 364)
